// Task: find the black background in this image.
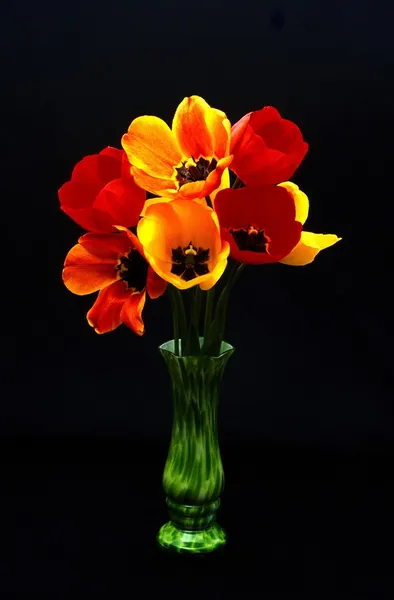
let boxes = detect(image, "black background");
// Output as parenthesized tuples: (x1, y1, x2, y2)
(1, 0, 393, 595)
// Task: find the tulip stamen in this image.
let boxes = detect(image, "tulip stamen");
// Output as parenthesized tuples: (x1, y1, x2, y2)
(171, 242, 210, 281)
(116, 248, 149, 291)
(229, 224, 271, 253)
(175, 157, 218, 188)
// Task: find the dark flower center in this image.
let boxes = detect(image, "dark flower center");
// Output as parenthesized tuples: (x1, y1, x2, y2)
(171, 242, 210, 282)
(230, 224, 271, 253)
(116, 248, 148, 291)
(175, 156, 218, 188)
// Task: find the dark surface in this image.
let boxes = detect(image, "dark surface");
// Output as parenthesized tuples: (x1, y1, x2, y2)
(1, 437, 393, 595)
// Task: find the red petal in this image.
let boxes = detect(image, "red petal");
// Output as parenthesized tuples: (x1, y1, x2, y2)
(99, 147, 124, 161)
(230, 112, 252, 154)
(230, 134, 290, 186)
(214, 186, 302, 264)
(120, 290, 147, 336)
(59, 148, 130, 232)
(230, 107, 308, 186)
(93, 177, 145, 230)
(76, 231, 134, 259)
(71, 152, 121, 192)
(87, 280, 131, 334)
(113, 226, 144, 255)
(249, 107, 297, 151)
(146, 265, 168, 299)
(59, 181, 95, 210)
(59, 181, 102, 231)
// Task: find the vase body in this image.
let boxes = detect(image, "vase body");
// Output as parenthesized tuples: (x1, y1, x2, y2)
(157, 337, 235, 554)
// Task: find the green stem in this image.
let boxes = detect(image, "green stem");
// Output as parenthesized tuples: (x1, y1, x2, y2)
(228, 261, 247, 291)
(177, 288, 188, 357)
(169, 285, 188, 356)
(167, 286, 180, 356)
(188, 286, 202, 355)
(202, 288, 215, 353)
(205, 262, 247, 356)
(192, 286, 203, 332)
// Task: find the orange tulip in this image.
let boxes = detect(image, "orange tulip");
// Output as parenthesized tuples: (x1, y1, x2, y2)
(121, 96, 233, 201)
(278, 182, 341, 265)
(63, 227, 167, 335)
(136, 198, 230, 290)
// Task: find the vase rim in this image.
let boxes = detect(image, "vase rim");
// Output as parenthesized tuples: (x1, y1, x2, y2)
(159, 337, 234, 359)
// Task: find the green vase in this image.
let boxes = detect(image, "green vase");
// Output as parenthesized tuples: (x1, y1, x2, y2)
(157, 337, 235, 554)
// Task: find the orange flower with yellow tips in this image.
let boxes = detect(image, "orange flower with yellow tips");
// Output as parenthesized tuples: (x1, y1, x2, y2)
(121, 96, 233, 201)
(277, 182, 341, 266)
(136, 198, 230, 290)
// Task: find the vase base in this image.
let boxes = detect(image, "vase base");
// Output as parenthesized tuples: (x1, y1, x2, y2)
(157, 521, 226, 554)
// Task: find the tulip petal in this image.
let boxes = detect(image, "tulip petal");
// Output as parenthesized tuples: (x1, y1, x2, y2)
(136, 203, 175, 263)
(214, 185, 302, 264)
(173, 96, 231, 160)
(59, 181, 95, 210)
(129, 164, 178, 198)
(198, 241, 230, 290)
(278, 181, 309, 225)
(210, 167, 230, 206)
(122, 116, 182, 179)
(177, 155, 233, 200)
(93, 177, 146, 230)
(58, 147, 136, 233)
(142, 247, 229, 291)
(87, 280, 131, 334)
(230, 113, 251, 154)
(279, 231, 341, 266)
(99, 146, 124, 161)
(146, 265, 168, 299)
(138, 199, 221, 262)
(75, 231, 133, 259)
(140, 196, 174, 216)
(173, 96, 211, 158)
(62, 231, 141, 295)
(113, 226, 143, 255)
(230, 106, 308, 186)
(250, 107, 305, 157)
(71, 152, 121, 193)
(137, 198, 228, 289)
(206, 108, 232, 158)
(63, 243, 118, 295)
(231, 132, 291, 186)
(120, 290, 146, 336)
(59, 181, 102, 231)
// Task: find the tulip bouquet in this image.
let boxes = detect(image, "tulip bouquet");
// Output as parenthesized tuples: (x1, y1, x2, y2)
(59, 96, 340, 553)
